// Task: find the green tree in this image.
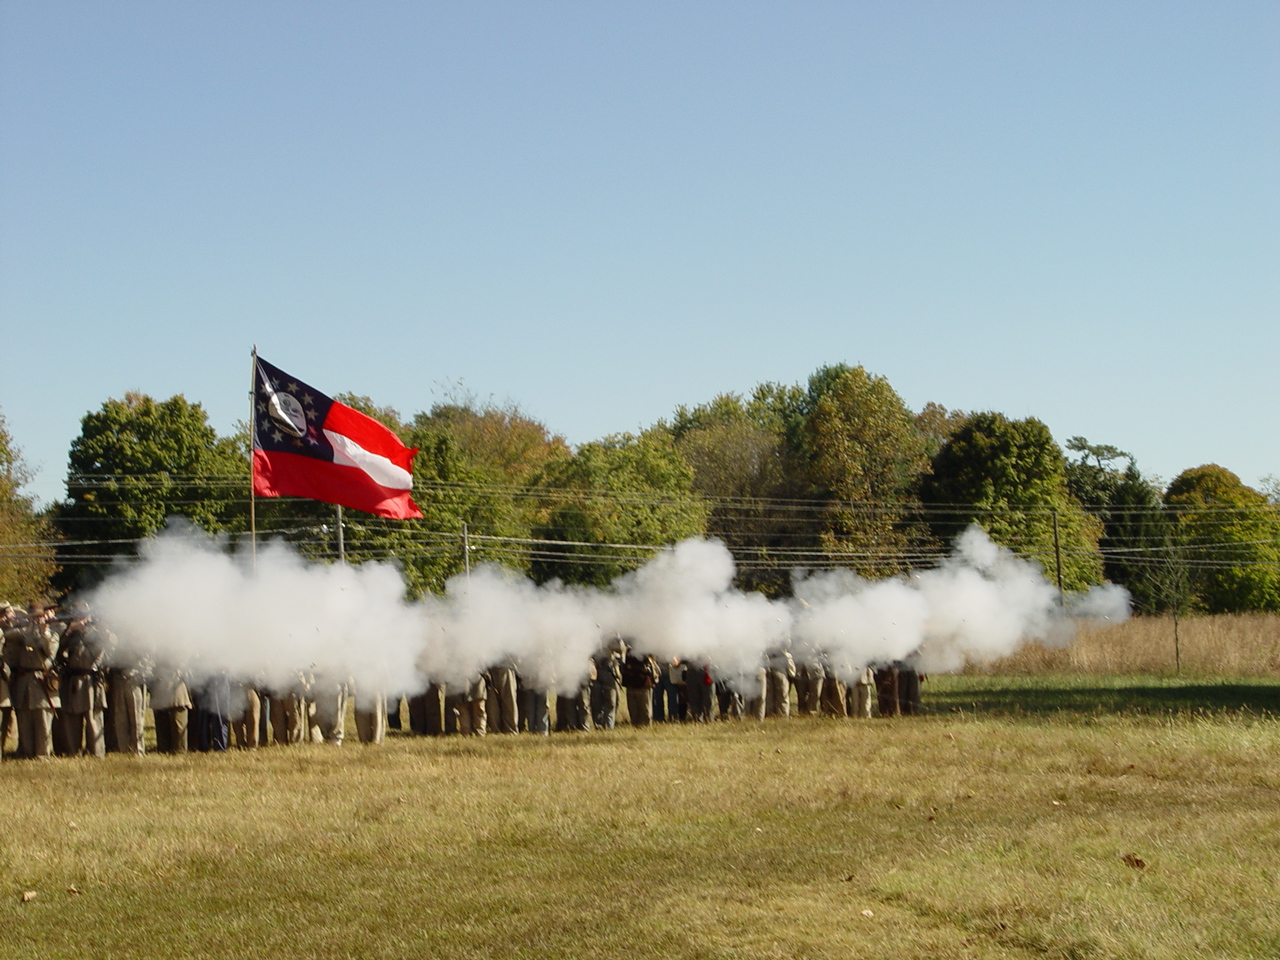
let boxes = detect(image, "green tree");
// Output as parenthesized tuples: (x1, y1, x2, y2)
(0, 408, 57, 602)
(53, 393, 244, 591)
(531, 431, 707, 586)
(329, 427, 523, 597)
(1164, 465, 1280, 612)
(1064, 437, 1168, 612)
(921, 412, 1103, 591)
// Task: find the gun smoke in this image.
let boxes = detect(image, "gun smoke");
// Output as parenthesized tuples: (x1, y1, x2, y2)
(89, 523, 1130, 698)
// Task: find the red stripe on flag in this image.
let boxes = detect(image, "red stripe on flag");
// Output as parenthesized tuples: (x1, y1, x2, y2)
(253, 450, 423, 520)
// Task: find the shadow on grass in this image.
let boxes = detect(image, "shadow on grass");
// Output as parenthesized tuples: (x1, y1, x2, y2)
(926, 678, 1280, 718)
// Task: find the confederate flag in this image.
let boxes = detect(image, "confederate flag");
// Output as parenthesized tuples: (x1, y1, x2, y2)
(252, 357, 423, 520)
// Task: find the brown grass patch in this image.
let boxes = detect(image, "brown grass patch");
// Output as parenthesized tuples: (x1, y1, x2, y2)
(967, 613, 1280, 676)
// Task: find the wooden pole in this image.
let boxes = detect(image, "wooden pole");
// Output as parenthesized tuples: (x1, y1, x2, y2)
(249, 347, 258, 566)
(1173, 607, 1181, 674)
(1052, 508, 1064, 606)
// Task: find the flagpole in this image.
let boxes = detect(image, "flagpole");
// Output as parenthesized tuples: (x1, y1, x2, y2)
(249, 346, 258, 566)
(336, 505, 345, 563)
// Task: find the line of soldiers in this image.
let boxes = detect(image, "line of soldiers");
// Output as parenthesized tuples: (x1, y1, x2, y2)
(0, 601, 114, 759)
(396, 637, 924, 738)
(0, 600, 393, 760)
(2, 605, 925, 759)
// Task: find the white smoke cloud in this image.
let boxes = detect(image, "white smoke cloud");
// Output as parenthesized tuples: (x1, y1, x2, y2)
(88, 522, 1128, 699)
(416, 564, 604, 696)
(91, 522, 427, 698)
(791, 570, 928, 679)
(604, 539, 790, 676)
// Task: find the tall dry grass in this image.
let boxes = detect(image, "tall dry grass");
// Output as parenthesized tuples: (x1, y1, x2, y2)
(967, 613, 1280, 676)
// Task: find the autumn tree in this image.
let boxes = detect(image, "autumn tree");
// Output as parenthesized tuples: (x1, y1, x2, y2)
(0, 409, 57, 602)
(407, 401, 570, 582)
(1164, 465, 1280, 612)
(914, 402, 968, 459)
(420, 402, 570, 485)
(660, 368, 957, 589)
(325, 427, 525, 597)
(663, 393, 793, 593)
(797, 365, 933, 577)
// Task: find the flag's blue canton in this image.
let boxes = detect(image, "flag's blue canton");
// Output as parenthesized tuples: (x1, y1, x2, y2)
(253, 358, 337, 462)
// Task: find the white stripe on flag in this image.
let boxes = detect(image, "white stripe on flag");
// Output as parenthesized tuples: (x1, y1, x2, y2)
(325, 430, 413, 491)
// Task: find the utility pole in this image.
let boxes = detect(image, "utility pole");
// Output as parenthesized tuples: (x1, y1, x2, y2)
(1052, 508, 1065, 606)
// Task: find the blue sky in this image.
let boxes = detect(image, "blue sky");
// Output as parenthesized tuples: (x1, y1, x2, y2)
(2, 2, 1276, 507)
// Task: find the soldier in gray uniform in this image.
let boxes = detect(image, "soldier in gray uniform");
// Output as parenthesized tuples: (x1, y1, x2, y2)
(106, 644, 149, 756)
(764, 641, 796, 718)
(3, 602, 61, 758)
(311, 675, 347, 745)
(352, 684, 386, 744)
(455, 673, 487, 736)
(486, 659, 519, 735)
(794, 656, 825, 716)
(590, 639, 624, 730)
(620, 644, 660, 727)
(683, 661, 715, 722)
(0, 602, 15, 757)
(150, 664, 192, 754)
(850, 665, 877, 718)
(554, 659, 594, 732)
(55, 602, 111, 757)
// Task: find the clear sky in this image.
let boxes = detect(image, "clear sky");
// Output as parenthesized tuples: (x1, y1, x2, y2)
(2, 1, 1276, 508)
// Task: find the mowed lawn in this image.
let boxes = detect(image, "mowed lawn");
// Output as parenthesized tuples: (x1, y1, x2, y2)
(3, 676, 1280, 960)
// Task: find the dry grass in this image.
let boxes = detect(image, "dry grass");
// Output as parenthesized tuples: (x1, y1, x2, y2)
(967, 613, 1280, 677)
(2, 708, 1280, 960)
(4, 617, 1279, 958)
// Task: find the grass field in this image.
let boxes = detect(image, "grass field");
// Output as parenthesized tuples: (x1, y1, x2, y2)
(3, 615, 1279, 959)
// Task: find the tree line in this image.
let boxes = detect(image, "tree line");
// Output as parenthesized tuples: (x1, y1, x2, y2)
(2, 364, 1277, 614)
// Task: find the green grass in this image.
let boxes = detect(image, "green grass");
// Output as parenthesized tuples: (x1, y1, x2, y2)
(2, 683, 1279, 959)
(929, 674, 1280, 718)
